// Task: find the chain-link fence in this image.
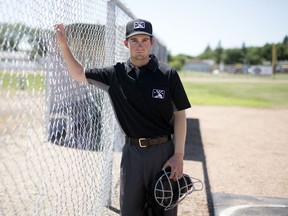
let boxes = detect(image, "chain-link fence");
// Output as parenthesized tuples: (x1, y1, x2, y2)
(0, 0, 167, 215)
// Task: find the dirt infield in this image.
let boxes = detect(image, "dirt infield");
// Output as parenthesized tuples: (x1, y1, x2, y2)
(178, 106, 288, 215)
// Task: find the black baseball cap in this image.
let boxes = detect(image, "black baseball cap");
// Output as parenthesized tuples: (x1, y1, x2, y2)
(125, 19, 153, 39)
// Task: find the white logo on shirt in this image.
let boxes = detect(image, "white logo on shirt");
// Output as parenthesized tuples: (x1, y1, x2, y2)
(152, 89, 165, 99)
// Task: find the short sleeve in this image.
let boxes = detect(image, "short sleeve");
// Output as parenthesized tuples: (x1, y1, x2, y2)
(85, 65, 115, 86)
(170, 69, 191, 111)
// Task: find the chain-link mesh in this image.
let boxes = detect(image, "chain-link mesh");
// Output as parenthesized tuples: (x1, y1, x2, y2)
(0, 0, 167, 215)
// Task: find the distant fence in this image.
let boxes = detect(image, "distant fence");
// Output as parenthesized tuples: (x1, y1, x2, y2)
(183, 60, 288, 76)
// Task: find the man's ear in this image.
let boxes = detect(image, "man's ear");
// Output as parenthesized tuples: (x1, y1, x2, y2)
(124, 40, 129, 48)
(151, 38, 155, 45)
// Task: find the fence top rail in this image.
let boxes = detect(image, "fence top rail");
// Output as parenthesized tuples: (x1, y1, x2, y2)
(111, 0, 136, 19)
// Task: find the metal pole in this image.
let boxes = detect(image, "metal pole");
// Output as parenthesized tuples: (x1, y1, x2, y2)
(272, 44, 277, 78)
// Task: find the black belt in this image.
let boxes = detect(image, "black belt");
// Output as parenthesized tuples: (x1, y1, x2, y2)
(125, 135, 171, 148)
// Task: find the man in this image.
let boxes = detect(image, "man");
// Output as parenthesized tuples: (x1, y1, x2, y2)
(54, 18, 191, 216)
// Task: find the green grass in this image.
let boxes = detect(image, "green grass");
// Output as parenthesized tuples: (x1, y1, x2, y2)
(0, 71, 45, 92)
(181, 70, 288, 80)
(181, 72, 288, 108)
(1, 70, 288, 108)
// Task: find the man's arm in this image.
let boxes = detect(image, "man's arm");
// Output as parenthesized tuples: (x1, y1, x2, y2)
(54, 23, 87, 83)
(163, 109, 187, 180)
(173, 109, 187, 155)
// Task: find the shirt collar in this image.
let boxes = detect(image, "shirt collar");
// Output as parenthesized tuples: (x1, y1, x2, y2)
(125, 54, 158, 73)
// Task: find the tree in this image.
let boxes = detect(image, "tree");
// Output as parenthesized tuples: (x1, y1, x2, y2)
(0, 22, 49, 60)
(223, 48, 243, 64)
(204, 44, 211, 52)
(246, 47, 263, 65)
(168, 54, 194, 70)
(0, 23, 25, 51)
(279, 36, 288, 60)
(27, 28, 49, 60)
(241, 42, 247, 64)
(283, 35, 288, 45)
(167, 51, 173, 62)
(277, 43, 288, 61)
(170, 36, 288, 67)
(262, 43, 272, 61)
(215, 41, 223, 64)
(169, 59, 182, 71)
(198, 44, 215, 60)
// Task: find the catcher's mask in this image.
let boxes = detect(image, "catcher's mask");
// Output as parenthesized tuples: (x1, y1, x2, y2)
(153, 167, 203, 211)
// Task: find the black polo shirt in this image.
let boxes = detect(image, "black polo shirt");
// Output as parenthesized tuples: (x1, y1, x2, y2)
(85, 54, 191, 138)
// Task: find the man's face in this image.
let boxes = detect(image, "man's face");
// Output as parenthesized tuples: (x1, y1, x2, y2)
(124, 35, 153, 61)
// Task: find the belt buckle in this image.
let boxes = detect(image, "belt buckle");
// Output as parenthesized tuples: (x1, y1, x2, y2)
(139, 138, 148, 147)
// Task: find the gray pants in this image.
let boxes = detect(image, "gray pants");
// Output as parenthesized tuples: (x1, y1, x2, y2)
(120, 140, 178, 216)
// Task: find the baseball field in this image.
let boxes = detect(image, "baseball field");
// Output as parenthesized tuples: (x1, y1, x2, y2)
(176, 72, 288, 215)
(1, 71, 288, 215)
(182, 72, 288, 108)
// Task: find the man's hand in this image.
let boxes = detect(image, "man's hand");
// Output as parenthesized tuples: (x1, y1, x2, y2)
(53, 23, 67, 46)
(52, 23, 86, 83)
(162, 153, 184, 181)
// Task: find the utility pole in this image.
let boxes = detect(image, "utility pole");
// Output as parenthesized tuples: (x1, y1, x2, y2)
(272, 44, 277, 78)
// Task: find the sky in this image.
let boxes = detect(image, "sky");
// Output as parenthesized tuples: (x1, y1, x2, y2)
(122, 0, 288, 56)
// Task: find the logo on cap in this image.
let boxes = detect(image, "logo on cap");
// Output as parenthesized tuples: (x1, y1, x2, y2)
(134, 21, 145, 29)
